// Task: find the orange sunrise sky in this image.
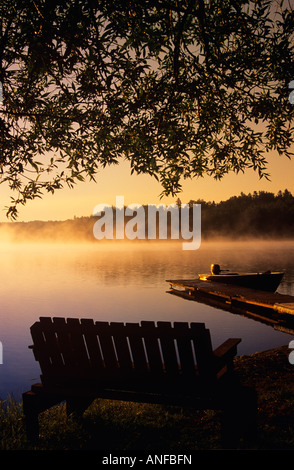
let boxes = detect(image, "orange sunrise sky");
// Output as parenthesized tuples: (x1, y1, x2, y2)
(0, 149, 293, 223)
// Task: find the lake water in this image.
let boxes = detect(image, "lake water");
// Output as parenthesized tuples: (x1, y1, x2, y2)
(0, 239, 293, 400)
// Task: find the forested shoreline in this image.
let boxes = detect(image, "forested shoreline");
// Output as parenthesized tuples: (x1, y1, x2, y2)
(1, 190, 294, 242)
(189, 189, 294, 239)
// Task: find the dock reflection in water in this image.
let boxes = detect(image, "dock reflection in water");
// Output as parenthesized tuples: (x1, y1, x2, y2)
(167, 278, 294, 335)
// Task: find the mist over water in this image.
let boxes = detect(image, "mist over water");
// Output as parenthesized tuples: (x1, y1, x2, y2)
(0, 238, 293, 399)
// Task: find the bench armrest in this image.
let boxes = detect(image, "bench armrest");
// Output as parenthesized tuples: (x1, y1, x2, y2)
(213, 338, 241, 374)
(213, 338, 241, 360)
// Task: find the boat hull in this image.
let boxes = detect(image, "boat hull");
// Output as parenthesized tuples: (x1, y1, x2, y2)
(198, 272, 284, 292)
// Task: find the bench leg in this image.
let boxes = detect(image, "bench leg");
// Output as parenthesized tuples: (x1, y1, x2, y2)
(22, 391, 40, 442)
(22, 388, 65, 442)
(240, 387, 258, 443)
(221, 386, 258, 448)
(24, 412, 39, 442)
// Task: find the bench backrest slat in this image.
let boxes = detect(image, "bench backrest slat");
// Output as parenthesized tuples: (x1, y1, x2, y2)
(94, 322, 118, 370)
(81, 319, 104, 371)
(109, 322, 133, 373)
(65, 318, 90, 369)
(31, 318, 64, 372)
(156, 322, 181, 374)
(125, 323, 149, 372)
(53, 317, 82, 369)
(140, 321, 163, 373)
(191, 323, 214, 377)
(173, 322, 196, 373)
(30, 317, 216, 385)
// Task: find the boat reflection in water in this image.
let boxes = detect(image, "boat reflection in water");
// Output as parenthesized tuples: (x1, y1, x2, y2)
(198, 264, 284, 293)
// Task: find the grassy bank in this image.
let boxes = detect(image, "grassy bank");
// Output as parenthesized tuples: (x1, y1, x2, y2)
(0, 345, 293, 451)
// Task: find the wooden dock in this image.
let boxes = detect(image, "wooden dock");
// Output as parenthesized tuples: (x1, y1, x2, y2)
(166, 279, 294, 335)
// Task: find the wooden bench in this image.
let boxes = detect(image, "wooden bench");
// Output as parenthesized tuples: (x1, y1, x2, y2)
(22, 317, 257, 447)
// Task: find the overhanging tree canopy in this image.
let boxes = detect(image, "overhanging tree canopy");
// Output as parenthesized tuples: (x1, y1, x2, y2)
(0, 0, 294, 218)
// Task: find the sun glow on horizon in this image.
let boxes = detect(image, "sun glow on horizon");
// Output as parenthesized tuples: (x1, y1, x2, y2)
(0, 152, 293, 223)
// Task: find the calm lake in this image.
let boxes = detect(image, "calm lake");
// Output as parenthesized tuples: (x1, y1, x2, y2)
(0, 239, 293, 399)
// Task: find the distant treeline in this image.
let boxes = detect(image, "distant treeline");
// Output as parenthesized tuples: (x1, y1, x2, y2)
(190, 189, 294, 239)
(1, 189, 294, 242)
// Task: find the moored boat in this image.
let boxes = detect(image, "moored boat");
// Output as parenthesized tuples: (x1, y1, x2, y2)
(198, 264, 284, 292)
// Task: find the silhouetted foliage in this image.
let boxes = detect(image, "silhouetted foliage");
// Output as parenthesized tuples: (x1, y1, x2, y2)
(1, 0, 294, 218)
